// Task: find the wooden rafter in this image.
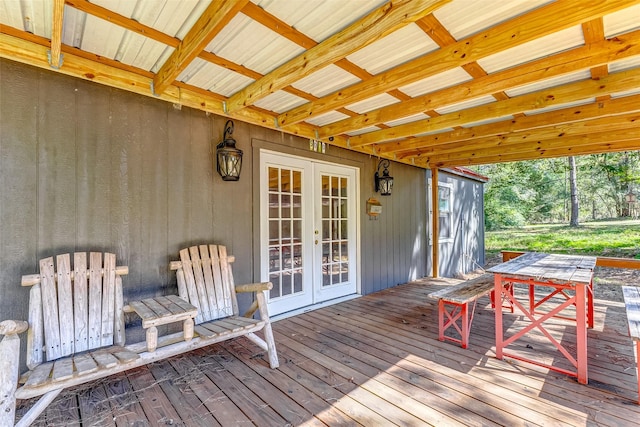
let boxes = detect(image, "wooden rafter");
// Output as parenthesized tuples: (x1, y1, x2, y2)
(49, 0, 64, 68)
(350, 67, 640, 147)
(277, 0, 638, 128)
(379, 95, 640, 155)
(224, 0, 451, 113)
(318, 29, 640, 138)
(401, 114, 640, 161)
(152, 0, 249, 95)
(420, 138, 640, 168)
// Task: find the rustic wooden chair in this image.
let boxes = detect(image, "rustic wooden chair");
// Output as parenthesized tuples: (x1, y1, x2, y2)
(169, 244, 279, 369)
(0, 252, 133, 426)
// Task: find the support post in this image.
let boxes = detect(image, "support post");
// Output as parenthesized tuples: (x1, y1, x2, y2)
(431, 168, 439, 278)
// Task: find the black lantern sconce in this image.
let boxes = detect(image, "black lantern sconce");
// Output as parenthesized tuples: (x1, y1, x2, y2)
(374, 159, 394, 196)
(216, 120, 243, 181)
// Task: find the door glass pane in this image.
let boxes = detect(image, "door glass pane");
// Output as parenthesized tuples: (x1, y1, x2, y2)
(268, 166, 305, 301)
(321, 173, 349, 288)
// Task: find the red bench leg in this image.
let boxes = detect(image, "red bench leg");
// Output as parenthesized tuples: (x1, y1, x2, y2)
(438, 299, 479, 349)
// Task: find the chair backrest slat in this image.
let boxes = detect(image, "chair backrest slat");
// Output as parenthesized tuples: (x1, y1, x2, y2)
(217, 245, 237, 317)
(73, 252, 89, 352)
(199, 245, 220, 319)
(56, 254, 74, 356)
(175, 245, 238, 324)
(88, 252, 103, 350)
(40, 257, 62, 360)
(189, 246, 212, 320)
(179, 248, 204, 324)
(100, 253, 116, 347)
(26, 252, 125, 364)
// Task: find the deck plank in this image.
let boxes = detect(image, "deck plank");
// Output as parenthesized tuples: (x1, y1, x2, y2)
(15, 278, 640, 426)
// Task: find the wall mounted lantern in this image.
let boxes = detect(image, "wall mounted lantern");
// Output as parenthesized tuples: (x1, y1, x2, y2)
(216, 120, 243, 181)
(374, 159, 394, 196)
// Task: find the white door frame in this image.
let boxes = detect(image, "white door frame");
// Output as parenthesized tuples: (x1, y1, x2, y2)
(259, 150, 361, 316)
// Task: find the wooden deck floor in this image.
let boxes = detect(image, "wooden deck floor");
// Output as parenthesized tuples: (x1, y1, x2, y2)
(16, 277, 640, 426)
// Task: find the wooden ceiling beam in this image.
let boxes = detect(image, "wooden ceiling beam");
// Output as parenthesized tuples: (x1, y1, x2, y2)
(153, 0, 249, 95)
(225, 0, 450, 113)
(582, 18, 609, 79)
(49, 0, 64, 68)
(278, 0, 638, 128)
(349, 67, 640, 147)
(416, 14, 509, 102)
(419, 138, 640, 168)
(379, 94, 640, 154)
(318, 28, 640, 138)
(398, 113, 640, 159)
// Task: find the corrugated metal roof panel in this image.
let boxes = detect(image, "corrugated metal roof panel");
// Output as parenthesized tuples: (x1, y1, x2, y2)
(346, 23, 439, 75)
(346, 126, 382, 137)
(523, 98, 594, 116)
(207, 13, 304, 75)
(253, 90, 308, 113)
(609, 56, 640, 73)
(505, 69, 592, 98)
(399, 67, 472, 97)
(345, 93, 400, 114)
(292, 64, 361, 98)
(384, 113, 430, 128)
(253, 0, 387, 43)
(477, 25, 585, 74)
(433, 0, 553, 41)
(416, 128, 454, 137)
(435, 95, 496, 115)
(611, 88, 640, 99)
(179, 58, 254, 97)
(603, 3, 640, 37)
(305, 111, 350, 127)
(461, 115, 514, 128)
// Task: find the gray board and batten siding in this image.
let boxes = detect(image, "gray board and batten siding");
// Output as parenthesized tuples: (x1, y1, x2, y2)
(0, 59, 458, 359)
(430, 169, 487, 278)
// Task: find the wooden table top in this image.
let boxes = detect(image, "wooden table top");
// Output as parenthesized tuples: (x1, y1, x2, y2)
(487, 252, 596, 285)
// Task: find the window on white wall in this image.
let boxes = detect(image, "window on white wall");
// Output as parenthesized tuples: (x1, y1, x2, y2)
(438, 182, 454, 243)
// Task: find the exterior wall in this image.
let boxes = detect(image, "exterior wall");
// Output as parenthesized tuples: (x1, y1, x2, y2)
(429, 170, 486, 278)
(0, 59, 428, 347)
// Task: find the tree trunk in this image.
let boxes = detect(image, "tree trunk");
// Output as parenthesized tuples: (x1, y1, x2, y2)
(569, 156, 579, 226)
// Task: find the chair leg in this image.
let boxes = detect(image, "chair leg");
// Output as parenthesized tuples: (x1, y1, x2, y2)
(256, 291, 279, 369)
(0, 333, 21, 427)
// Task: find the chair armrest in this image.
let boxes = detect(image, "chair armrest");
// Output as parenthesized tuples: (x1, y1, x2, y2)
(0, 320, 28, 336)
(236, 282, 272, 293)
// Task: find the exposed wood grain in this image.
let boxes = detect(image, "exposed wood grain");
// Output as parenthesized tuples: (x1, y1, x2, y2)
(281, 0, 639, 127)
(26, 284, 44, 369)
(226, 0, 451, 113)
(352, 67, 640, 147)
(78, 383, 115, 426)
(40, 257, 61, 361)
(72, 253, 88, 352)
(379, 94, 640, 154)
(428, 273, 494, 304)
(152, 0, 249, 94)
(49, 0, 64, 68)
(88, 253, 103, 350)
(56, 254, 74, 356)
(189, 245, 213, 321)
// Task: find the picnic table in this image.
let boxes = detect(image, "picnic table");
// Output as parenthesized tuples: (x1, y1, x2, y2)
(488, 252, 596, 384)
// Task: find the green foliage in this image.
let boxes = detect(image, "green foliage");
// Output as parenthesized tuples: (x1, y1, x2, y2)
(473, 152, 640, 229)
(485, 219, 640, 258)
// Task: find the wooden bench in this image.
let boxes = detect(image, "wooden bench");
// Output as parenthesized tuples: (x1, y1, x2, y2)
(622, 286, 640, 404)
(428, 273, 496, 349)
(0, 247, 278, 426)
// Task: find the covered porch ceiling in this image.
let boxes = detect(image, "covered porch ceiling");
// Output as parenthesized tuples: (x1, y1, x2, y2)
(1, 0, 639, 169)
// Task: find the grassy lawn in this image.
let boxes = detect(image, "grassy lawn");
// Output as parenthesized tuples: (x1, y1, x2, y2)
(485, 219, 640, 259)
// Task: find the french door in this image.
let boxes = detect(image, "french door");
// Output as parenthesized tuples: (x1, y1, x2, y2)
(260, 151, 358, 316)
